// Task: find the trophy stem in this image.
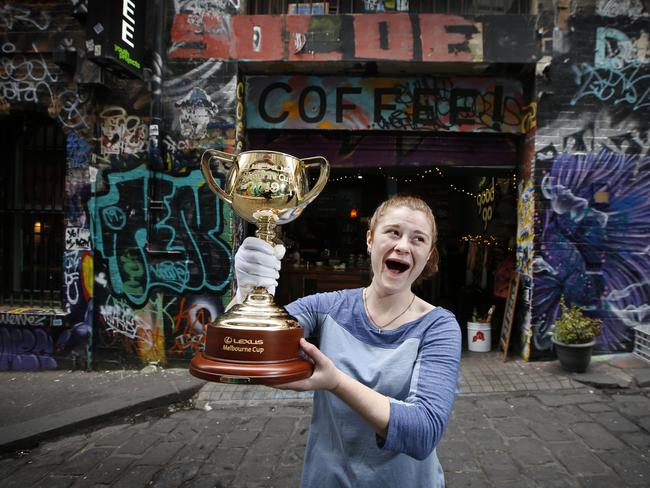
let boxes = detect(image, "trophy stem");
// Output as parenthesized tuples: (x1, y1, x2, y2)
(255, 215, 278, 244)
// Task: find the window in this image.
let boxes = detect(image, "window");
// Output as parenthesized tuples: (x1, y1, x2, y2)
(0, 113, 65, 306)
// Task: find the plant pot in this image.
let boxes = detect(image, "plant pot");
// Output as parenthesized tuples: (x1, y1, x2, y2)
(552, 338, 596, 373)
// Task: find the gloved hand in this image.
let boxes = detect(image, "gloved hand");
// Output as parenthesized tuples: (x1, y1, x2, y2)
(234, 236, 286, 302)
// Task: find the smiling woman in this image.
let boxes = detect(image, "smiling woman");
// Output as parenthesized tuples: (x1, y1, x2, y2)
(231, 194, 462, 488)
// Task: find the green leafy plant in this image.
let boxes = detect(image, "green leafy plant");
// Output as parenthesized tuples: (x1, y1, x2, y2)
(551, 298, 602, 344)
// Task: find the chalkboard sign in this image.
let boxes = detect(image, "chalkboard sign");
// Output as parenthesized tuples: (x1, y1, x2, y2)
(499, 273, 520, 361)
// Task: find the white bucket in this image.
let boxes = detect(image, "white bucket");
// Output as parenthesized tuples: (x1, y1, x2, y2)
(467, 322, 491, 352)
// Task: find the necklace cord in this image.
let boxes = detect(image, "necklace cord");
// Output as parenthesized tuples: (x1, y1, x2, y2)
(363, 288, 415, 330)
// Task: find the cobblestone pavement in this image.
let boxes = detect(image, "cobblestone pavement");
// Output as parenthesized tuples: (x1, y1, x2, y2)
(1, 385, 649, 487)
(1, 352, 648, 487)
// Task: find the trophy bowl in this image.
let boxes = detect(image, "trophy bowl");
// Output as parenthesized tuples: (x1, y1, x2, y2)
(190, 149, 329, 385)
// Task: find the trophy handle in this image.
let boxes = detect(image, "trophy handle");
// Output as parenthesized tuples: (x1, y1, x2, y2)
(201, 149, 237, 204)
(301, 156, 330, 203)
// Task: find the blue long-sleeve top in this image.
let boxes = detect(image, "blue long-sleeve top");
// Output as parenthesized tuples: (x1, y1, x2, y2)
(286, 288, 461, 488)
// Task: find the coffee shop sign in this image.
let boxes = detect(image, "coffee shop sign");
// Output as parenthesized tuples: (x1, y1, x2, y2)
(245, 75, 529, 134)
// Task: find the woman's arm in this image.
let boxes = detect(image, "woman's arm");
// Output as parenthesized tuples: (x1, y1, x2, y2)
(275, 338, 391, 439)
(278, 315, 462, 460)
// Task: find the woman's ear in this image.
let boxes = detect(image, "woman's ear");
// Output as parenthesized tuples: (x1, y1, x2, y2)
(366, 229, 373, 254)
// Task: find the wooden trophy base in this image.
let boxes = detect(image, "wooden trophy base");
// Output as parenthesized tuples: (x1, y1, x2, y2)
(190, 324, 313, 385)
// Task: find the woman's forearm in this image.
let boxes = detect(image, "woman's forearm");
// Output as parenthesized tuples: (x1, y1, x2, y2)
(330, 370, 391, 439)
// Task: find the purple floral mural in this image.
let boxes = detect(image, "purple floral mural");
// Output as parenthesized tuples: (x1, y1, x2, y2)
(533, 148, 650, 351)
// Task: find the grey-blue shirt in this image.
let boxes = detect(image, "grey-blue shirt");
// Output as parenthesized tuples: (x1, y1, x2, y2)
(285, 288, 461, 488)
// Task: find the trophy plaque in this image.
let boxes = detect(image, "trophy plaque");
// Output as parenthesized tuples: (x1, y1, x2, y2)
(190, 150, 329, 385)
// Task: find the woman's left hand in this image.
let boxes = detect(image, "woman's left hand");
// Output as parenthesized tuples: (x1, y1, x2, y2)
(274, 338, 342, 392)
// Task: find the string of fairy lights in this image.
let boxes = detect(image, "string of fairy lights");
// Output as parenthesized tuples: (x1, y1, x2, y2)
(330, 166, 518, 251)
(329, 166, 517, 198)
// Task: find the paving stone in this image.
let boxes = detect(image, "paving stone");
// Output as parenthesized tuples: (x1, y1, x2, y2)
(491, 417, 534, 437)
(32, 475, 76, 488)
(578, 402, 613, 413)
(530, 418, 578, 443)
(112, 465, 159, 488)
(570, 422, 625, 450)
(115, 432, 161, 455)
(135, 441, 184, 466)
(5, 466, 51, 487)
(262, 415, 303, 436)
(81, 455, 134, 484)
(493, 479, 535, 488)
(175, 432, 219, 463)
(150, 461, 202, 488)
(465, 427, 507, 452)
(508, 438, 555, 466)
(513, 405, 552, 424)
(267, 465, 304, 488)
(444, 471, 494, 487)
(572, 366, 634, 389)
(611, 394, 650, 418)
(0, 456, 24, 478)
(536, 392, 604, 407)
(578, 474, 631, 487)
(595, 411, 641, 433)
(548, 441, 609, 476)
(93, 424, 136, 447)
(628, 368, 650, 387)
(149, 417, 181, 434)
(620, 431, 650, 452)
(596, 449, 650, 485)
(525, 465, 578, 487)
(219, 423, 265, 448)
(477, 399, 516, 418)
(437, 440, 480, 472)
(478, 451, 521, 482)
(637, 416, 650, 434)
(201, 446, 246, 474)
(235, 453, 281, 484)
(182, 472, 236, 488)
(55, 447, 113, 476)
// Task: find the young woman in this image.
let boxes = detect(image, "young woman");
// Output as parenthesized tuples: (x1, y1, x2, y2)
(234, 195, 461, 488)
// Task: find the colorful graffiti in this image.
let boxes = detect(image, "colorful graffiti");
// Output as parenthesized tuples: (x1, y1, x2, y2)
(0, 4, 51, 31)
(163, 60, 236, 156)
(516, 180, 534, 277)
(98, 293, 169, 363)
(89, 165, 232, 306)
(597, 0, 645, 18)
(0, 306, 89, 371)
(533, 147, 650, 351)
(246, 75, 530, 134)
(0, 44, 91, 130)
(171, 295, 221, 356)
(571, 27, 650, 110)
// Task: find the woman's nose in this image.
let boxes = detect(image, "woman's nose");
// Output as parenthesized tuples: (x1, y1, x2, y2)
(394, 236, 410, 252)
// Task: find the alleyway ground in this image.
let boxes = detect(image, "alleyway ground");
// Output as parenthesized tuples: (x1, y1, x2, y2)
(0, 351, 648, 487)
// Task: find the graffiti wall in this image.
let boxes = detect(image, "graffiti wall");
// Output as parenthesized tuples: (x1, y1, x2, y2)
(532, 14, 650, 355)
(0, 1, 237, 370)
(0, 1, 93, 370)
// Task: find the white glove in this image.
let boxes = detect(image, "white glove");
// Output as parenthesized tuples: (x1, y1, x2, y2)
(234, 236, 286, 302)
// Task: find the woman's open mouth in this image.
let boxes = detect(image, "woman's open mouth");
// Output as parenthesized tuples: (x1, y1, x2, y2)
(385, 259, 410, 274)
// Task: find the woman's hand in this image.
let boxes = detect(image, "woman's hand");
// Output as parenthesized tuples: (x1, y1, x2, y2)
(274, 338, 343, 392)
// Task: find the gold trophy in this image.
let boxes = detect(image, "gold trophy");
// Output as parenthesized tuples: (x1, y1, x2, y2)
(190, 150, 329, 385)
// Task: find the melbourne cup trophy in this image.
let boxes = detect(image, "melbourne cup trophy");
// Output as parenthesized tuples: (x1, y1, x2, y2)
(190, 150, 330, 385)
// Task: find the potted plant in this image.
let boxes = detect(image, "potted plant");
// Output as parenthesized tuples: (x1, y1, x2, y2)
(550, 298, 602, 373)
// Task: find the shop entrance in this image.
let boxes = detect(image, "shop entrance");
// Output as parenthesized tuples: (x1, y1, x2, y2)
(249, 130, 519, 352)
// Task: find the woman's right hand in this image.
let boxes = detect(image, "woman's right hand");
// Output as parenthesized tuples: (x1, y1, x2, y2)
(234, 237, 285, 302)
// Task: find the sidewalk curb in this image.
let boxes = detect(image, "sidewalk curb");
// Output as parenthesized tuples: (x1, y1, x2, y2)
(0, 378, 205, 454)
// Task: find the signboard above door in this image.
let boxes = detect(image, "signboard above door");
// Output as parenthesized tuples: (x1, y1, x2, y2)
(245, 75, 532, 134)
